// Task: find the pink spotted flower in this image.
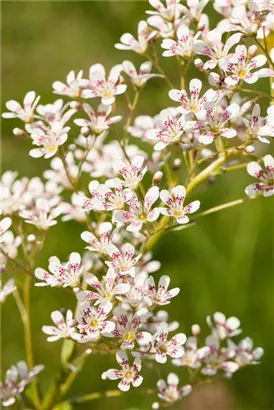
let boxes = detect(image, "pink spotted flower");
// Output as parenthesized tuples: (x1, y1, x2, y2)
(105, 243, 142, 276)
(112, 307, 152, 349)
(53, 70, 84, 98)
(81, 222, 113, 254)
(122, 60, 163, 88)
(42, 310, 76, 342)
(206, 311, 242, 340)
(160, 185, 200, 224)
(34, 252, 83, 288)
(115, 20, 156, 54)
(196, 102, 239, 145)
(76, 269, 130, 306)
(113, 155, 147, 189)
(161, 24, 200, 58)
(103, 351, 143, 391)
(169, 78, 217, 120)
(221, 45, 267, 86)
(80, 64, 126, 105)
(113, 187, 160, 232)
(2, 91, 40, 123)
(245, 154, 274, 197)
(145, 275, 180, 306)
(73, 300, 115, 343)
(146, 0, 183, 22)
(151, 324, 186, 363)
(74, 103, 122, 135)
(152, 373, 192, 409)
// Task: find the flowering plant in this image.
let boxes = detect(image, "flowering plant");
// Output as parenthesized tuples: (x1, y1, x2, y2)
(1, 0, 273, 408)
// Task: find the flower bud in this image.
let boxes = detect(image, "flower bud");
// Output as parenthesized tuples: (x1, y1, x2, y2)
(153, 171, 163, 185)
(101, 372, 107, 380)
(248, 45, 257, 58)
(245, 145, 255, 153)
(85, 348, 92, 355)
(173, 158, 182, 170)
(13, 128, 26, 137)
(194, 58, 204, 70)
(183, 143, 191, 152)
(191, 324, 200, 337)
(152, 403, 160, 409)
(208, 176, 216, 184)
(70, 101, 81, 110)
(27, 234, 36, 242)
(81, 126, 90, 137)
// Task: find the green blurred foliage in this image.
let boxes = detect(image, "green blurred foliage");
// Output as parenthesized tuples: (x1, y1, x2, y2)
(1, 2, 274, 410)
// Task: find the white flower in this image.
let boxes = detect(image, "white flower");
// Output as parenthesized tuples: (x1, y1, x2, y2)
(104, 351, 143, 391)
(80, 64, 126, 105)
(113, 187, 160, 232)
(74, 103, 122, 135)
(202, 335, 239, 376)
(194, 30, 242, 69)
(76, 269, 130, 306)
(81, 222, 113, 254)
(160, 185, 200, 224)
(28, 122, 70, 159)
(53, 70, 84, 98)
(152, 373, 192, 408)
(0, 279, 16, 304)
(113, 155, 147, 189)
(35, 252, 83, 287)
(152, 325, 186, 363)
(122, 61, 163, 88)
(196, 102, 239, 145)
(146, 108, 189, 150)
(221, 45, 267, 85)
(0, 218, 12, 236)
(2, 91, 40, 123)
(146, 0, 183, 22)
(42, 310, 76, 342)
(0, 362, 44, 407)
(19, 198, 63, 229)
(225, 337, 264, 367)
(44, 153, 79, 190)
(105, 243, 142, 276)
(0, 231, 21, 270)
(145, 275, 180, 306)
(180, 0, 210, 22)
(112, 307, 152, 349)
(147, 15, 175, 38)
(172, 336, 210, 368)
(161, 24, 200, 58)
(169, 78, 217, 119)
(206, 311, 242, 340)
(243, 104, 274, 144)
(245, 155, 274, 197)
(73, 300, 115, 343)
(115, 20, 156, 54)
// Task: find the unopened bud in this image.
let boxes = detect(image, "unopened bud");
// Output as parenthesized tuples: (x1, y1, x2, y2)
(27, 234, 36, 242)
(191, 324, 200, 337)
(153, 171, 163, 185)
(183, 143, 191, 152)
(245, 145, 255, 153)
(194, 58, 204, 70)
(13, 128, 26, 137)
(173, 158, 182, 170)
(69, 144, 76, 151)
(152, 403, 160, 409)
(101, 372, 107, 380)
(81, 126, 90, 137)
(208, 176, 216, 184)
(70, 101, 81, 110)
(248, 45, 257, 58)
(73, 287, 80, 293)
(85, 348, 92, 355)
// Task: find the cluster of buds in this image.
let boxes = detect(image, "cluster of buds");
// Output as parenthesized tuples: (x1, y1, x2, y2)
(1, 0, 272, 408)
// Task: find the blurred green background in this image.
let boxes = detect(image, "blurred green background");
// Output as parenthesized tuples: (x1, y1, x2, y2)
(1, 1, 274, 409)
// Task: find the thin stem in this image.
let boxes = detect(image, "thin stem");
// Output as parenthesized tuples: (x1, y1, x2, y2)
(125, 90, 140, 129)
(23, 276, 42, 410)
(241, 88, 273, 99)
(145, 53, 174, 89)
(0, 249, 33, 277)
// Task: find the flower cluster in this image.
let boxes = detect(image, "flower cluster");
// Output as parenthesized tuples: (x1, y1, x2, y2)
(1, 0, 271, 408)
